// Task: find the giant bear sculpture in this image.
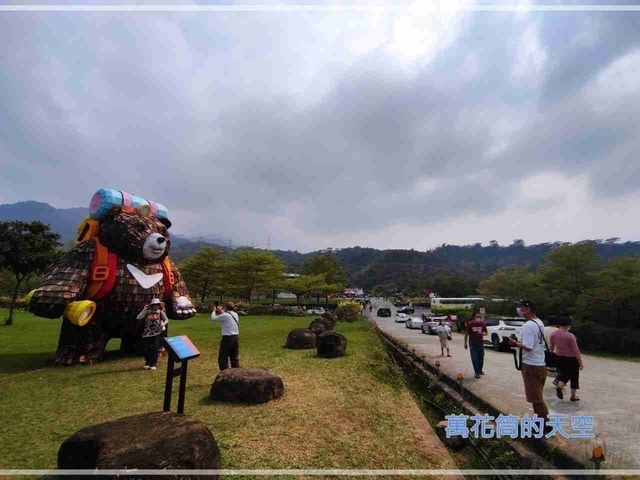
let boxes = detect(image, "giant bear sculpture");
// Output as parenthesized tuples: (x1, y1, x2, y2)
(28, 189, 197, 365)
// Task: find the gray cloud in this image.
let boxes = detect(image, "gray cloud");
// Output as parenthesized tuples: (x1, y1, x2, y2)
(1, 2, 639, 251)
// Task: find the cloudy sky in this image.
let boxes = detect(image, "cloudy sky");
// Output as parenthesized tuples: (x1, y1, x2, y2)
(1, 1, 639, 252)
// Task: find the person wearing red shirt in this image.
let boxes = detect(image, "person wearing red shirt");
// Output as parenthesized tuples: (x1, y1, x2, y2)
(464, 310, 488, 378)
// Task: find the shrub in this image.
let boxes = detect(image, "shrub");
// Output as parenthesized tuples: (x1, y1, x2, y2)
(335, 300, 363, 323)
(0, 296, 27, 310)
(570, 322, 640, 356)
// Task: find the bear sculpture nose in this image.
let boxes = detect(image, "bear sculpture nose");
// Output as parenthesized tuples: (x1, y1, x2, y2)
(157, 237, 166, 245)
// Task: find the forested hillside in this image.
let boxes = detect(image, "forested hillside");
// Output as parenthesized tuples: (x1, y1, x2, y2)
(273, 239, 640, 294)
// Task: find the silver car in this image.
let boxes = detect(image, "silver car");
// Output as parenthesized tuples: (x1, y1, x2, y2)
(405, 316, 424, 329)
(394, 312, 408, 323)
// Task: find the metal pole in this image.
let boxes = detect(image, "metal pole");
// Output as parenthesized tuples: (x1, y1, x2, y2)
(177, 360, 189, 414)
(163, 356, 175, 412)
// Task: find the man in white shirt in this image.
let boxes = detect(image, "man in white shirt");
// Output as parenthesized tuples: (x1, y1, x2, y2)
(509, 299, 549, 423)
(211, 302, 240, 370)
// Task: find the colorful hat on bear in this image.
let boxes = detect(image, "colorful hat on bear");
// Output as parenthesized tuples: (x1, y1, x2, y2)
(89, 189, 170, 224)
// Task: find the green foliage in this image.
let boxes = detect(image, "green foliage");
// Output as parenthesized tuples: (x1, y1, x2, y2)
(0, 221, 61, 325)
(283, 274, 327, 306)
(179, 246, 227, 303)
(336, 300, 363, 322)
(232, 302, 304, 316)
(225, 247, 285, 302)
(536, 242, 599, 314)
(478, 267, 538, 301)
(575, 257, 640, 329)
(569, 321, 640, 356)
(301, 249, 347, 286)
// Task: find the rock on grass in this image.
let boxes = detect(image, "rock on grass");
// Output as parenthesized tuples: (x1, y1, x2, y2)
(58, 412, 221, 475)
(210, 368, 284, 404)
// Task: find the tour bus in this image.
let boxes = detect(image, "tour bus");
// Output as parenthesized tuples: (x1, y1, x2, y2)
(430, 297, 484, 314)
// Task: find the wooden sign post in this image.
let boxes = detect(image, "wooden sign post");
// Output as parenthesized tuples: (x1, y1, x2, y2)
(162, 335, 201, 414)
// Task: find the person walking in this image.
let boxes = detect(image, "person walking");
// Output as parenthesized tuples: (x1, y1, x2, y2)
(435, 318, 452, 357)
(137, 298, 169, 371)
(549, 317, 583, 401)
(211, 302, 240, 371)
(544, 317, 561, 386)
(464, 310, 487, 378)
(508, 300, 550, 425)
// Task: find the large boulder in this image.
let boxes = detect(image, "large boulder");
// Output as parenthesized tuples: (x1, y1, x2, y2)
(286, 328, 317, 349)
(308, 317, 334, 334)
(58, 412, 221, 475)
(321, 312, 338, 327)
(210, 368, 284, 404)
(436, 420, 469, 451)
(316, 331, 348, 358)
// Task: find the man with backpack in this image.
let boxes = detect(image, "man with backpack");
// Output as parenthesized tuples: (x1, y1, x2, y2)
(508, 299, 550, 425)
(211, 302, 240, 370)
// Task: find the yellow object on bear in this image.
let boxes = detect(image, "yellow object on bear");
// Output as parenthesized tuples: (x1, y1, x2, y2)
(24, 289, 38, 305)
(65, 300, 97, 327)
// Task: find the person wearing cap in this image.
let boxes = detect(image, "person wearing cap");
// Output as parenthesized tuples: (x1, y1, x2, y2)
(137, 298, 169, 371)
(211, 302, 240, 370)
(508, 300, 549, 423)
(549, 317, 583, 401)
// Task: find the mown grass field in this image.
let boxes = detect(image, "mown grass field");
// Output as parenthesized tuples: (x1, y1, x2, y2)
(0, 309, 456, 475)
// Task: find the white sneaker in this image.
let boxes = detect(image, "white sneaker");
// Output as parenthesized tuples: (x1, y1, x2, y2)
(150, 366, 157, 371)
(144, 365, 151, 370)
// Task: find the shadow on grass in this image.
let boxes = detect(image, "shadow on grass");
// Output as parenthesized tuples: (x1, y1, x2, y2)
(198, 395, 274, 408)
(0, 352, 55, 375)
(0, 348, 141, 377)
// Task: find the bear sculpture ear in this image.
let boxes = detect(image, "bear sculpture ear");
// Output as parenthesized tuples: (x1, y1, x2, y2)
(159, 217, 172, 229)
(102, 205, 123, 222)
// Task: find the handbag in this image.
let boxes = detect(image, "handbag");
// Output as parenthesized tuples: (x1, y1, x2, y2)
(534, 321, 558, 368)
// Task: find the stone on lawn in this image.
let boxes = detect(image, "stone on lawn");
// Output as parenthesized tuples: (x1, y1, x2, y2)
(308, 317, 334, 335)
(436, 420, 469, 451)
(286, 328, 317, 349)
(58, 412, 221, 475)
(321, 312, 338, 327)
(316, 331, 347, 358)
(210, 368, 284, 404)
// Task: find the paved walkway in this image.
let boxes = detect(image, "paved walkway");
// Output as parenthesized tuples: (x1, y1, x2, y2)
(367, 299, 640, 470)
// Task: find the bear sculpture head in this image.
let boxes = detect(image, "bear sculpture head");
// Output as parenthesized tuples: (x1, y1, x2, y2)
(98, 206, 171, 264)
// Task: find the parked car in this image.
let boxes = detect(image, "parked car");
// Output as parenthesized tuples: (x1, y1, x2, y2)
(306, 307, 326, 315)
(405, 317, 424, 329)
(484, 317, 525, 351)
(377, 307, 392, 317)
(421, 314, 456, 334)
(397, 306, 415, 314)
(394, 312, 408, 323)
(422, 313, 458, 335)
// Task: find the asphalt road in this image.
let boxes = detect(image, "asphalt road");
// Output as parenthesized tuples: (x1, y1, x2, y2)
(367, 298, 640, 470)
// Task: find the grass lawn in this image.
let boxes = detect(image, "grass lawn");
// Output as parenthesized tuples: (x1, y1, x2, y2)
(0, 309, 456, 475)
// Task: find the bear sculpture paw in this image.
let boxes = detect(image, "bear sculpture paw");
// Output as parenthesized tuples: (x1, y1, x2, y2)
(173, 296, 197, 319)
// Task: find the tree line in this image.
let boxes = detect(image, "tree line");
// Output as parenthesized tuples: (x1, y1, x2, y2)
(479, 242, 640, 331)
(3, 219, 640, 335)
(178, 247, 347, 306)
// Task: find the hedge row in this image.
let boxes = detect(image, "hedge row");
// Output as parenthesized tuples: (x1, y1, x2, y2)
(569, 323, 640, 357)
(0, 297, 27, 310)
